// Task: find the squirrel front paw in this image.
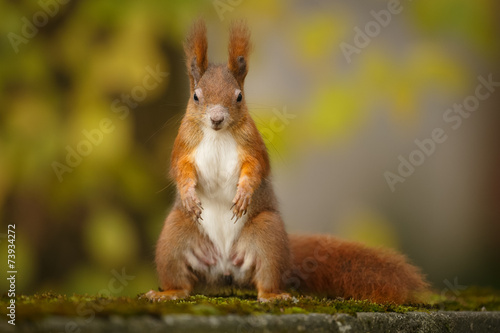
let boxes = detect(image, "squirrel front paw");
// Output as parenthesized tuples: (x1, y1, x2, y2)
(231, 183, 252, 223)
(181, 186, 203, 222)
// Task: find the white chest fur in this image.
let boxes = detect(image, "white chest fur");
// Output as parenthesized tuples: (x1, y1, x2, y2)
(193, 128, 248, 281)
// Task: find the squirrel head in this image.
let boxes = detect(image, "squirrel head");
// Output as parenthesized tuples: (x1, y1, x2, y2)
(184, 19, 252, 131)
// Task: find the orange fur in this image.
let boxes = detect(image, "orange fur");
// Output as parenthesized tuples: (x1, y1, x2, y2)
(230, 117, 271, 218)
(169, 120, 201, 187)
(233, 116, 270, 181)
(235, 211, 290, 296)
(154, 208, 199, 291)
(228, 20, 252, 86)
(184, 19, 208, 89)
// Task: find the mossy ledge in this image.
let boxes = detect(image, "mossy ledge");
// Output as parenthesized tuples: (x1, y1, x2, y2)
(2, 287, 500, 321)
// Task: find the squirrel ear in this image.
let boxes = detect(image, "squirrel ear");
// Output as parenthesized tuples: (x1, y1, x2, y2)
(184, 19, 208, 90)
(228, 21, 251, 87)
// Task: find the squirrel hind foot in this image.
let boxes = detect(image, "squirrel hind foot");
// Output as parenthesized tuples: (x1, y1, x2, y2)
(258, 292, 291, 303)
(142, 289, 189, 302)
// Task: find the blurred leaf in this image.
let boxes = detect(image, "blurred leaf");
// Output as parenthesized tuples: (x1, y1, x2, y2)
(84, 208, 139, 267)
(412, 0, 497, 58)
(306, 86, 367, 144)
(292, 14, 348, 62)
(337, 209, 400, 249)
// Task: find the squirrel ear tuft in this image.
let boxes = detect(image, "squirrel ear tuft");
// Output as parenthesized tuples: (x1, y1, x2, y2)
(184, 19, 208, 89)
(228, 20, 251, 87)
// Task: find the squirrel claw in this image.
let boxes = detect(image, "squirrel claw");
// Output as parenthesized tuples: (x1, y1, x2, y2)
(231, 185, 252, 220)
(195, 210, 203, 223)
(181, 187, 203, 222)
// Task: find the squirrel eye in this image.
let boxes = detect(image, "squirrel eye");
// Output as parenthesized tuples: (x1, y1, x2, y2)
(236, 92, 242, 102)
(193, 93, 199, 102)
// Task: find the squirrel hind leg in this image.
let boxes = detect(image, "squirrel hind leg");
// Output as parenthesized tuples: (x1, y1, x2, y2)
(235, 210, 291, 301)
(155, 208, 202, 298)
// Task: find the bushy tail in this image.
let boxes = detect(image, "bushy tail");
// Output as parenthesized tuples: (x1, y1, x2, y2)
(286, 234, 430, 304)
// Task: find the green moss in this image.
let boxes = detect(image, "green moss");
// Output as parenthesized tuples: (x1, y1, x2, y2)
(2, 287, 499, 321)
(428, 286, 500, 312)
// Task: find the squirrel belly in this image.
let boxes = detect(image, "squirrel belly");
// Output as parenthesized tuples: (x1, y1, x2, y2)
(193, 127, 250, 285)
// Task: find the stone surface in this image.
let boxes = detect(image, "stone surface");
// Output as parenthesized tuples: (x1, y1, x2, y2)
(3, 311, 500, 333)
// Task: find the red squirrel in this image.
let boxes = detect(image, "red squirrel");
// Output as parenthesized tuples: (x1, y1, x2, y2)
(145, 20, 429, 304)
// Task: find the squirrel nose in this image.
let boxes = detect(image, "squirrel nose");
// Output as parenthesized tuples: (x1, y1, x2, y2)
(210, 115, 224, 126)
(207, 104, 228, 129)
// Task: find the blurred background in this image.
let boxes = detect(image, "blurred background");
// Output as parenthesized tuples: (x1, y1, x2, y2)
(0, 0, 499, 296)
